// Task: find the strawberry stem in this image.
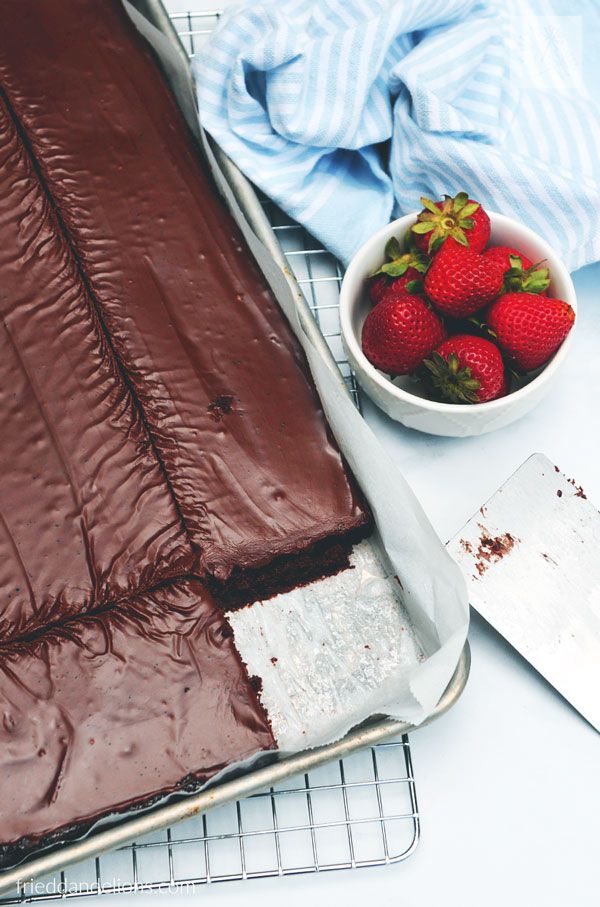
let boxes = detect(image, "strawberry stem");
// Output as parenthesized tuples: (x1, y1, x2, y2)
(411, 191, 480, 254)
(422, 351, 481, 404)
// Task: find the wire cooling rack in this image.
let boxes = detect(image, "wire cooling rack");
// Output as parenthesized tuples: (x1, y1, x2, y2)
(5, 741, 418, 901)
(0, 9, 420, 902)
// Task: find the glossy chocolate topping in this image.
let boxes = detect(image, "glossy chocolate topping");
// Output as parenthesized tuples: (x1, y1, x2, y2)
(0, 91, 193, 643)
(0, 0, 369, 585)
(0, 580, 275, 864)
(0, 0, 372, 863)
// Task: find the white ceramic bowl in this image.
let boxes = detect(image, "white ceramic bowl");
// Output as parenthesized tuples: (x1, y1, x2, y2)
(340, 211, 577, 437)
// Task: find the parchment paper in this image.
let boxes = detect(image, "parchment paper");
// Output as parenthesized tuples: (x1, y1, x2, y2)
(125, 2, 470, 749)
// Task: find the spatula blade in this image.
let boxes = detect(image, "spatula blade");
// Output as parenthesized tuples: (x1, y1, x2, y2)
(447, 453, 600, 732)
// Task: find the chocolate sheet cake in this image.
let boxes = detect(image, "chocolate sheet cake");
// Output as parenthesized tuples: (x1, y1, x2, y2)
(0, 91, 193, 643)
(0, 0, 369, 593)
(0, 580, 275, 865)
(0, 0, 371, 868)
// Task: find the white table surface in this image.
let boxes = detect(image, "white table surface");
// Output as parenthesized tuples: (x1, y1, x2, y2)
(102, 2, 600, 904)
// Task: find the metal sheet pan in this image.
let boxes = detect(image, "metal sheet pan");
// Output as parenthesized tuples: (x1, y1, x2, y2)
(0, 650, 469, 895)
(0, 2, 470, 894)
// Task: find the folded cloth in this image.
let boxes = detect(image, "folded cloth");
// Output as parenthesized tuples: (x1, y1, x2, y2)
(195, 0, 600, 272)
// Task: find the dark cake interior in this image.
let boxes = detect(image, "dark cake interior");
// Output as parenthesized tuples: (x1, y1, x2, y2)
(0, 0, 371, 868)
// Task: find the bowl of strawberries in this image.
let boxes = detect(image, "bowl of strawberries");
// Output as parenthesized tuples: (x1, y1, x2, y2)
(339, 192, 577, 437)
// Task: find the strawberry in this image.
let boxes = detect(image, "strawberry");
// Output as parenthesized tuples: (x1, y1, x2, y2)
(484, 246, 550, 295)
(369, 269, 424, 305)
(423, 335, 506, 404)
(487, 292, 575, 371)
(499, 371, 511, 397)
(411, 192, 490, 255)
(424, 245, 504, 318)
(484, 245, 533, 272)
(368, 237, 427, 303)
(369, 275, 392, 305)
(361, 292, 446, 376)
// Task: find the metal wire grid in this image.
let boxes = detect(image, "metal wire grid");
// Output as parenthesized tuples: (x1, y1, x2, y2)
(4, 741, 418, 901)
(260, 198, 363, 407)
(0, 9, 421, 901)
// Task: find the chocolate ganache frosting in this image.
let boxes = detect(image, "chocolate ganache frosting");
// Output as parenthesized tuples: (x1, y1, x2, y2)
(0, 0, 370, 592)
(0, 0, 372, 867)
(0, 90, 194, 643)
(0, 580, 275, 865)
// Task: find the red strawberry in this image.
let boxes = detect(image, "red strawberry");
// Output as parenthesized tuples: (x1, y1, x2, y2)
(487, 292, 575, 371)
(485, 245, 533, 272)
(411, 192, 490, 255)
(369, 268, 424, 305)
(361, 292, 446, 376)
(424, 245, 504, 318)
(368, 237, 427, 304)
(369, 275, 392, 305)
(484, 246, 550, 295)
(498, 371, 511, 397)
(423, 335, 506, 403)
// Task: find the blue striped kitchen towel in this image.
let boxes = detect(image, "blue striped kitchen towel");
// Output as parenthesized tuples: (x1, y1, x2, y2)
(194, 0, 600, 271)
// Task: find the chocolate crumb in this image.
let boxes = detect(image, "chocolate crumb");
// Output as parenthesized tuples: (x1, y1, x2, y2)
(270, 656, 278, 666)
(474, 526, 519, 576)
(541, 552, 558, 566)
(557, 489, 563, 497)
(566, 476, 587, 499)
(248, 675, 263, 694)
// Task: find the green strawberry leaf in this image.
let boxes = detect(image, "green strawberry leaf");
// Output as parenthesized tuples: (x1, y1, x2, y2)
(380, 260, 410, 277)
(420, 196, 440, 215)
(460, 202, 480, 217)
(412, 221, 436, 234)
(405, 279, 423, 294)
(384, 236, 402, 261)
(503, 260, 551, 294)
(453, 191, 469, 212)
(423, 352, 444, 375)
(404, 228, 419, 251)
(451, 227, 469, 247)
(422, 350, 481, 404)
(522, 271, 551, 293)
(447, 352, 460, 374)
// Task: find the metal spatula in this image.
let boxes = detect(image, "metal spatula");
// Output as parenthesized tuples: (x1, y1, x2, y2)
(447, 453, 600, 732)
